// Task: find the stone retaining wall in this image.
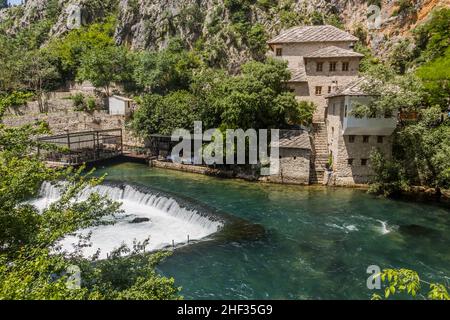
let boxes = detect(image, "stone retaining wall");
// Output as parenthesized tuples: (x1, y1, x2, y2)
(3, 106, 142, 148)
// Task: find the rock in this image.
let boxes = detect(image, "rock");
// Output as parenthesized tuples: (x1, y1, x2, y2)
(130, 217, 150, 224)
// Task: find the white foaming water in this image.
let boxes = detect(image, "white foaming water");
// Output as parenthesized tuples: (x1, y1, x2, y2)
(33, 182, 223, 258)
(377, 220, 391, 235)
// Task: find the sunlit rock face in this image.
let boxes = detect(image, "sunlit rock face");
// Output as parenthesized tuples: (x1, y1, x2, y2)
(2, 1, 446, 69)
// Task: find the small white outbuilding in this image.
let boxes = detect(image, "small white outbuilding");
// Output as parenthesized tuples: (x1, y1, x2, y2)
(109, 95, 133, 116)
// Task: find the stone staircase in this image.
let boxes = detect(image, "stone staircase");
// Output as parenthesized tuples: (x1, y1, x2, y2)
(310, 122, 329, 184)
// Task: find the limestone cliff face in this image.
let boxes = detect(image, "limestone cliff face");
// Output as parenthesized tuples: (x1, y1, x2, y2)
(1, 0, 449, 63)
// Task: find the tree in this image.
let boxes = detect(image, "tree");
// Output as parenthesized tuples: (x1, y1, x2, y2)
(388, 39, 415, 74)
(77, 46, 133, 96)
(395, 107, 450, 191)
(133, 38, 202, 94)
(217, 59, 310, 129)
(414, 8, 450, 63)
(416, 47, 450, 109)
(17, 50, 60, 113)
(368, 149, 408, 196)
(369, 106, 450, 195)
(131, 58, 309, 137)
(0, 0, 8, 9)
(352, 64, 425, 118)
(371, 269, 449, 300)
(47, 18, 117, 81)
(131, 91, 201, 136)
(0, 34, 23, 93)
(0, 114, 181, 300)
(0, 91, 34, 117)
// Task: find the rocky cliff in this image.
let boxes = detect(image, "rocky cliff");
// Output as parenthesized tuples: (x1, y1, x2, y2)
(1, 0, 449, 67)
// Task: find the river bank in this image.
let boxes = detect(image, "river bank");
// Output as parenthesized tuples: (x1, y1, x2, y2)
(148, 159, 450, 205)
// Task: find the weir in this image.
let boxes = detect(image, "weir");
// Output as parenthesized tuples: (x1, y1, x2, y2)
(34, 182, 224, 258)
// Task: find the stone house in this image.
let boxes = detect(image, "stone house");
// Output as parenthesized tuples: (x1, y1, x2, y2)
(269, 130, 311, 185)
(268, 26, 397, 186)
(267, 25, 363, 122)
(325, 79, 397, 186)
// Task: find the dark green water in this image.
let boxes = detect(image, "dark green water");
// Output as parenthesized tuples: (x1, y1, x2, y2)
(96, 162, 450, 300)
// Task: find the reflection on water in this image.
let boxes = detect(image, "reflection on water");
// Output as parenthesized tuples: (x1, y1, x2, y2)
(94, 162, 450, 300)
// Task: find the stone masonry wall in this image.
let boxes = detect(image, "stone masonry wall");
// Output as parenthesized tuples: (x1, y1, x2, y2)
(3, 110, 142, 148)
(268, 148, 311, 185)
(271, 42, 355, 69)
(326, 96, 393, 186)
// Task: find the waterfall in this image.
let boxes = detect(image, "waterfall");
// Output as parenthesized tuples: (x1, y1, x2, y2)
(34, 182, 223, 258)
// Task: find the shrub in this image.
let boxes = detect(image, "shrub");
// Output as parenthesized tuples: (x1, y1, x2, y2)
(70, 93, 85, 109)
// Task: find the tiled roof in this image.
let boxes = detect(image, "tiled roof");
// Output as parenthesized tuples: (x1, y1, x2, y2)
(268, 25, 358, 44)
(288, 65, 307, 82)
(272, 130, 311, 150)
(304, 46, 364, 58)
(326, 78, 370, 98)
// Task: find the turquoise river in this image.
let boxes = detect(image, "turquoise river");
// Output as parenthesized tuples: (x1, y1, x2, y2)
(93, 162, 450, 300)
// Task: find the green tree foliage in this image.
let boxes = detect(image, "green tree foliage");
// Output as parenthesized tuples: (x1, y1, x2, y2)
(369, 149, 408, 196)
(0, 91, 34, 117)
(131, 58, 311, 137)
(354, 43, 381, 72)
(0, 0, 8, 9)
(133, 38, 202, 94)
(370, 106, 450, 195)
(131, 91, 200, 136)
(77, 45, 133, 95)
(0, 115, 181, 300)
(17, 49, 60, 112)
(371, 269, 449, 300)
(218, 59, 302, 129)
(416, 47, 450, 109)
(387, 39, 415, 74)
(353, 64, 425, 118)
(47, 18, 117, 80)
(414, 8, 450, 63)
(395, 107, 450, 190)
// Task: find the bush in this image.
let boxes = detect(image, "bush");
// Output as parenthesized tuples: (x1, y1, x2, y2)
(70, 93, 85, 109)
(368, 149, 409, 196)
(86, 97, 97, 112)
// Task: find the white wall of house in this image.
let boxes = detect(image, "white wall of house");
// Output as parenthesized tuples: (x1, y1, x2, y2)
(326, 95, 396, 185)
(343, 96, 398, 136)
(109, 96, 131, 116)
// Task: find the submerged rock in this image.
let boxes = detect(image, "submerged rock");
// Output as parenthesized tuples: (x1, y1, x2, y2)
(130, 217, 150, 224)
(398, 224, 436, 237)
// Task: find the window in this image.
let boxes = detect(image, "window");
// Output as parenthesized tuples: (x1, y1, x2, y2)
(349, 135, 355, 143)
(377, 136, 384, 143)
(328, 86, 332, 94)
(342, 62, 349, 71)
(332, 104, 336, 114)
(315, 86, 322, 95)
(344, 105, 348, 117)
(316, 62, 323, 72)
(361, 159, 368, 166)
(363, 136, 370, 143)
(276, 48, 283, 56)
(329, 62, 337, 72)
(348, 158, 354, 166)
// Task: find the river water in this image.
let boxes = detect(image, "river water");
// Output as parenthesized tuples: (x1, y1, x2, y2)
(42, 162, 450, 299)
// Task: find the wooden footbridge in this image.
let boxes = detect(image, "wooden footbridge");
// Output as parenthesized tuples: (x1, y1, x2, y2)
(37, 129, 125, 167)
